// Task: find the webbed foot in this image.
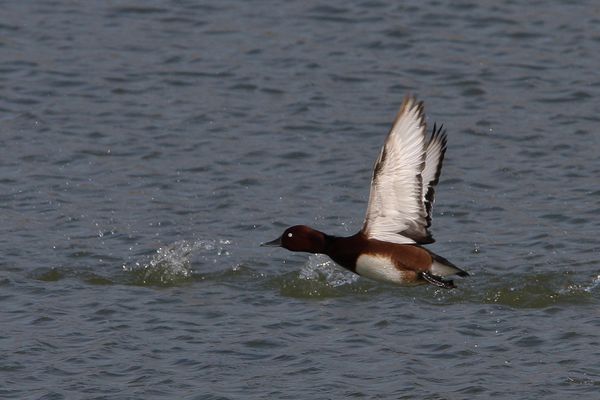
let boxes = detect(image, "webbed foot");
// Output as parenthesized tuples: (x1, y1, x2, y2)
(420, 271, 456, 289)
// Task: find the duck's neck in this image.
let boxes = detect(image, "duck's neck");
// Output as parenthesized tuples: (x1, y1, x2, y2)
(320, 233, 335, 254)
(319, 232, 365, 273)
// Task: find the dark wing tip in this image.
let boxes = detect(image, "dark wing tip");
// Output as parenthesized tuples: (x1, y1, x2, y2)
(422, 122, 448, 229)
(429, 122, 448, 152)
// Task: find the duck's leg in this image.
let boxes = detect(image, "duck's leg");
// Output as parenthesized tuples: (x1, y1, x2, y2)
(420, 271, 456, 289)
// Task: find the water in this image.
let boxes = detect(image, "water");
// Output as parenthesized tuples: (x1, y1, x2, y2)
(1, 1, 600, 398)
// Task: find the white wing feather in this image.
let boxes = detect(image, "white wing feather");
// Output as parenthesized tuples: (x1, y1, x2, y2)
(362, 96, 429, 244)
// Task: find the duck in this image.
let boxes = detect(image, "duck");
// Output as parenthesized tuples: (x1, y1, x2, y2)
(262, 96, 469, 288)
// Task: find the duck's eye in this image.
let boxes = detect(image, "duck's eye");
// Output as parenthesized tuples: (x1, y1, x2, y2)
(287, 233, 293, 238)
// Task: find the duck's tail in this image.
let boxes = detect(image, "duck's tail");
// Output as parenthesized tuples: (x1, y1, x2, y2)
(421, 253, 469, 288)
(429, 253, 469, 277)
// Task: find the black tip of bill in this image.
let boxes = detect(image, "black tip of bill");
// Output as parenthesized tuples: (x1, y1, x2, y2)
(260, 236, 282, 247)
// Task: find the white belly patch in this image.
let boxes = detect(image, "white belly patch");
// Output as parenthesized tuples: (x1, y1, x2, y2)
(355, 254, 409, 284)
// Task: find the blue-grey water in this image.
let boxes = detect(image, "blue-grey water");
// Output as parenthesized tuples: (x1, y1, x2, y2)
(2, 1, 600, 398)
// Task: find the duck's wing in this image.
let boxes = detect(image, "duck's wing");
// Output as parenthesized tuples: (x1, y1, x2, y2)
(421, 123, 447, 231)
(361, 96, 433, 245)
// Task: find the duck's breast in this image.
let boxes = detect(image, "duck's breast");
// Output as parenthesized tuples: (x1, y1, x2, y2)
(355, 253, 419, 285)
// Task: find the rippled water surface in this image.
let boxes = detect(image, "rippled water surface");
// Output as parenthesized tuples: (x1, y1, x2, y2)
(2, 1, 600, 398)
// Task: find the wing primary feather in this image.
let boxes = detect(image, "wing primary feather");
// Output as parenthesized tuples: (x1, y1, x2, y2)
(422, 123, 448, 230)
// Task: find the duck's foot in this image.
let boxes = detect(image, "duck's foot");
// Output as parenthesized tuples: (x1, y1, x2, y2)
(420, 272, 456, 289)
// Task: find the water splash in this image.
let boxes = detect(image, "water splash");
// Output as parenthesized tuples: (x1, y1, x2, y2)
(582, 274, 600, 293)
(123, 239, 231, 286)
(299, 254, 359, 287)
(267, 254, 368, 298)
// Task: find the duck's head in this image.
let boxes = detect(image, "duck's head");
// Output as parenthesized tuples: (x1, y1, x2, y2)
(261, 225, 327, 253)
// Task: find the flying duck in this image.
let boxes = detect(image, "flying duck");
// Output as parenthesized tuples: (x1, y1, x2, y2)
(262, 96, 468, 288)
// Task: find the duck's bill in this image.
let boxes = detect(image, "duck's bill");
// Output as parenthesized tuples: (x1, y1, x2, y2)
(260, 236, 282, 247)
